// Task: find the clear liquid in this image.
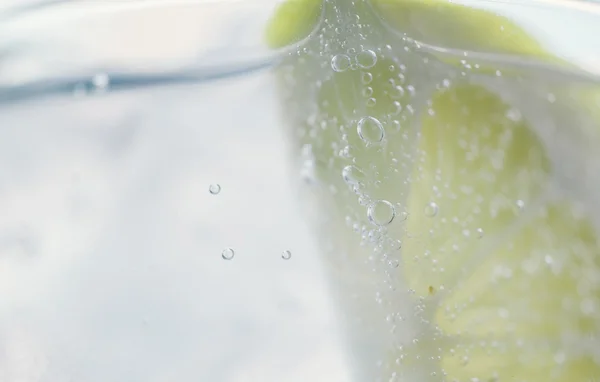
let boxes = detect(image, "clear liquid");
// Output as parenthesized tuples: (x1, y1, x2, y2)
(0, 67, 349, 381)
(2, 1, 600, 381)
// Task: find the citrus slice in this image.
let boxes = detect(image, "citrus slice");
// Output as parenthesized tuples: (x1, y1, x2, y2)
(266, 1, 600, 381)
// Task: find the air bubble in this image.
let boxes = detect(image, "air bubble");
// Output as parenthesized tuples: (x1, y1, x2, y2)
(342, 165, 366, 185)
(282, 250, 292, 260)
(361, 72, 373, 84)
(397, 211, 408, 221)
(368, 229, 381, 242)
(367, 200, 396, 226)
(221, 248, 235, 260)
(425, 202, 439, 217)
(391, 85, 405, 98)
(331, 54, 351, 72)
(357, 116, 385, 144)
(209, 184, 222, 195)
(356, 49, 377, 69)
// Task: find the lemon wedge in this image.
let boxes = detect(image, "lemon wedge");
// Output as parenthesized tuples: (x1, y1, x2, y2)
(266, 1, 600, 381)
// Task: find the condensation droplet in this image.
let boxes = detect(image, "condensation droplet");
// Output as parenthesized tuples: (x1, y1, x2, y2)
(282, 250, 292, 260)
(209, 184, 222, 195)
(516, 199, 525, 210)
(356, 49, 377, 69)
(367, 200, 396, 226)
(331, 54, 351, 72)
(476, 228, 484, 238)
(222, 247, 235, 260)
(425, 202, 439, 217)
(357, 116, 385, 144)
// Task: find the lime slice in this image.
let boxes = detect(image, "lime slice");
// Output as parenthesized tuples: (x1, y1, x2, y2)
(267, 1, 600, 381)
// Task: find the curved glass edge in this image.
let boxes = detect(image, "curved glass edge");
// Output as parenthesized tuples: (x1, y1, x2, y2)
(0, 0, 280, 92)
(2, 0, 600, 99)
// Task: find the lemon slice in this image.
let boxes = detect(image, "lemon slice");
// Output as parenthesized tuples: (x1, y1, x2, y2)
(266, 1, 600, 381)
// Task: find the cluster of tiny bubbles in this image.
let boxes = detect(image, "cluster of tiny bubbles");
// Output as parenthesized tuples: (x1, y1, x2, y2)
(221, 247, 235, 260)
(367, 200, 396, 226)
(357, 116, 385, 144)
(209, 184, 221, 195)
(281, 250, 292, 260)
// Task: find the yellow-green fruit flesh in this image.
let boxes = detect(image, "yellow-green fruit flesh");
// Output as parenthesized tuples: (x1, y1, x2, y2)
(266, 1, 600, 381)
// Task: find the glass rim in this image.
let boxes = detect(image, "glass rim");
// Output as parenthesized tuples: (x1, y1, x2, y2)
(2, 0, 600, 103)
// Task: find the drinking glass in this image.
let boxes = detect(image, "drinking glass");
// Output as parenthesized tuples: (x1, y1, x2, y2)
(2, 1, 600, 382)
